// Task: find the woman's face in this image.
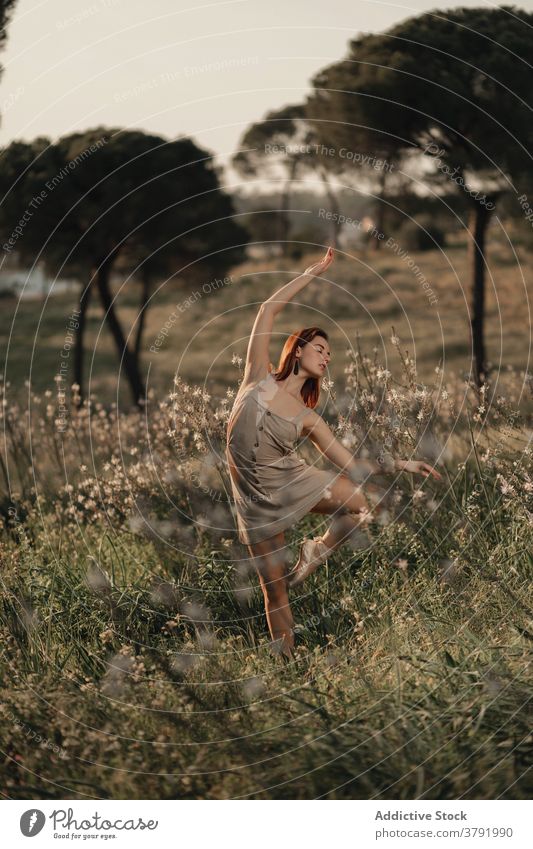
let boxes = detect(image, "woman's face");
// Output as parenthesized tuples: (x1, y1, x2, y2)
(299, 335, 331, 378)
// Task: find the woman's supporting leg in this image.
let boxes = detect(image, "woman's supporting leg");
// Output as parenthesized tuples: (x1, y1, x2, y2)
(247, 532, 295, 658)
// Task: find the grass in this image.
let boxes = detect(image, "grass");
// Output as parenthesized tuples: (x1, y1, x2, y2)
(0, 229, 532, 799)
(1, 480, 532, 799)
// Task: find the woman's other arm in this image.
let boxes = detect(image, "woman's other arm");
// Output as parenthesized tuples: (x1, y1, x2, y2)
(303, 412, 442, 481)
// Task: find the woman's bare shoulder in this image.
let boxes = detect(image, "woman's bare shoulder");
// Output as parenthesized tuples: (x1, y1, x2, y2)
(235, 367, 270, 399)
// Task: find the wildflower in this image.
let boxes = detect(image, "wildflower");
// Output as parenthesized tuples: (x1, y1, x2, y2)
(127, 514, 145, 535)
(86, 560, 112, 595)
(496, 474, 516, 496)
(180, 600, 211, 624)
(341, 432, 357, 450)
(376, 508, 392, 526)
(99, 628, 115, 645)
(242, 676, 266, 699)
(100, 653, 135, 698)
(158, 520, 175, 539)
(170, 653, 199, 674)
(438, 557, 460, 584)
(150, 580, 179, 610)
(354, 615, 365, 633)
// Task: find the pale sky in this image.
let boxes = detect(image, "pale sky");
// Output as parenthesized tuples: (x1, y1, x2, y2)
(1, 0, 532, 189)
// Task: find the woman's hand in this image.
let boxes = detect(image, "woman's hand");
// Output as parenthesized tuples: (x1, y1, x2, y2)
(395, 459, 442, 480)
(304, 246, 334, 277)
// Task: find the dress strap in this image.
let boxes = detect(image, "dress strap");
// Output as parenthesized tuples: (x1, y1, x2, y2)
(270, 373, 311, 422)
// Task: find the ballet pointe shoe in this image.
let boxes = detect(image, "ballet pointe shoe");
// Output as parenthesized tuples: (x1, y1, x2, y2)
(287, 537, 329, 589)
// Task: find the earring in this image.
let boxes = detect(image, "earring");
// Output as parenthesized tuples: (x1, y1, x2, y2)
(293, 358, 299, 375)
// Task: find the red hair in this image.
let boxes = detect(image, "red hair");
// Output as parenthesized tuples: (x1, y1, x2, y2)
(269, 326, 329, 409)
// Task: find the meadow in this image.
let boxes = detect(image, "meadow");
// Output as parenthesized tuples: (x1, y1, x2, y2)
(2, 221, 533, 404)
(1, 229, 532, 799)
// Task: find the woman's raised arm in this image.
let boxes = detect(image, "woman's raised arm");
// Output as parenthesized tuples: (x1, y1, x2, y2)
(242, 304, 276, 384)
(242, 247, 334, 384)
(263, 246, 334, 316)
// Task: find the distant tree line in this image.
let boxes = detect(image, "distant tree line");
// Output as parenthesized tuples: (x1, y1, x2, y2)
(0, 128, 247, 406)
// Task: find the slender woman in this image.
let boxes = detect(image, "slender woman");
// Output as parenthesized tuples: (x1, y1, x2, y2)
(226, 247, 441, 658)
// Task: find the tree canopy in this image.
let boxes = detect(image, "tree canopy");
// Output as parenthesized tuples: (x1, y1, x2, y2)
(306, 5, 533, 384)
(0, 127, 248, 404)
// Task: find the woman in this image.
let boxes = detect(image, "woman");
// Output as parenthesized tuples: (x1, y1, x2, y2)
(226, 246, 441, 658)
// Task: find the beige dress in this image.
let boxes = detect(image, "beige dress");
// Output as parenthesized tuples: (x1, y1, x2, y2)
(226, 370, 339, 545)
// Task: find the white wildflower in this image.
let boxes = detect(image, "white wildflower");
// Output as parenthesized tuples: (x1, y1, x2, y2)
(242, 676, 266, 699)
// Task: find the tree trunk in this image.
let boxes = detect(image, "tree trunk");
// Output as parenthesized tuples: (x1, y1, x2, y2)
(95, 256, 146, 408)
(279, 158, 298, 256)
(468, 198, 495, 388)
(73, 274, 92, 406)
(317, 164, 340, 248)
(134, 269, 151, 363)
(372, 169, 388, 251)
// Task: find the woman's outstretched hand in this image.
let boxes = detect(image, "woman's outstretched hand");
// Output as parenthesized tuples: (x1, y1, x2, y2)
(396, 459, 442, 480)
(304, 246, 334, 277)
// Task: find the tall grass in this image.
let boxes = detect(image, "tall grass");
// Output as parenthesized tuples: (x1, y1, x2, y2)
(0, 336, 532, 799)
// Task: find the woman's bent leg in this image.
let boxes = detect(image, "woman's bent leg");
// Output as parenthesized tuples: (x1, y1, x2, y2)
(247, 532, 294, 658)
(302, 474, 389, 568)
